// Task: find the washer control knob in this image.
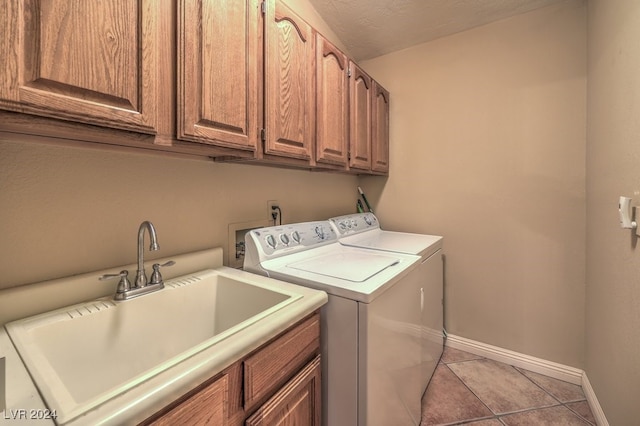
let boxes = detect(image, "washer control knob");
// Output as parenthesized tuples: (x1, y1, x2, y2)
(315, 226, 325, 239)
(339, 221, 347, 230)
(364, 215, 372, 226)
(291, 231, 301, 243)
(280, 233, 290, 245)
(265, 234, 277, 249)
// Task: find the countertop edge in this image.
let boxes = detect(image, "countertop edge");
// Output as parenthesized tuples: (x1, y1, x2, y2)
(0, 329, 51, 425)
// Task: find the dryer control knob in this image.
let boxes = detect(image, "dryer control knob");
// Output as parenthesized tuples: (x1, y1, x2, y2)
(280, 233, 290, 245)
(291, 231, 301, 243)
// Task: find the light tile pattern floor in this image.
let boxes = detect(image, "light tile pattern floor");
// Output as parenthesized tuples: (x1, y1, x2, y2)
(421, 347, 596, 425)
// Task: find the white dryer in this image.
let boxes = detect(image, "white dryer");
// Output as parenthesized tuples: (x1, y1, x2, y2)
(244, 221, 426, 426)
(329, 213, 444, 396)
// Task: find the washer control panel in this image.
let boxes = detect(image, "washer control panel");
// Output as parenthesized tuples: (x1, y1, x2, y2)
(247, 220, 337, 256)
(329, 213, 380, 237)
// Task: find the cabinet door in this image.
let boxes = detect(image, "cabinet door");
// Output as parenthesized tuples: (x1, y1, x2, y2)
(178, 0, 259, 151)
(349, 62, 372, 171)
(148, 373, 228, 426)
(243, 313, 320, 410)
(315, 34, 348, 167)
(371, 81, 390, 174)
(245, 355, 321, 426)
(0, 0, 158, 134)
(264, 0, 315, 160)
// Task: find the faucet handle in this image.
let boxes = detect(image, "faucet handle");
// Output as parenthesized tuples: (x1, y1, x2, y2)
(149, 261, 175, 285)
(99, 270, 132, 294)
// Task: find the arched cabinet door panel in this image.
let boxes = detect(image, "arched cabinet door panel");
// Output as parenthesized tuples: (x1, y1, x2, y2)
(349, 62, 372, 171)
(372, 81, 390, 174)
(315, 34, 349, 167)
(264, 0, 315, 161)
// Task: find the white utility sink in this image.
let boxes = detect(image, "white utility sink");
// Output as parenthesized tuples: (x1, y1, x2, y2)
(5, 268, 302, 424)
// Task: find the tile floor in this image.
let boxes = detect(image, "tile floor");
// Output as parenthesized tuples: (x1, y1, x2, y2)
(421, 347, 596, 425)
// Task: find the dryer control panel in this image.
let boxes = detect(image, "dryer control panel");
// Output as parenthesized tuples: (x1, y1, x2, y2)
(245, 220, 337, 259)
(329, 213, 380, 237)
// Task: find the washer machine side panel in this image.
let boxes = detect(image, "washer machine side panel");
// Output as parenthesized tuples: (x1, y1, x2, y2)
(420, 249, 444, 394)
(321, 295, 358, 426)
(358, 272, 423, 426)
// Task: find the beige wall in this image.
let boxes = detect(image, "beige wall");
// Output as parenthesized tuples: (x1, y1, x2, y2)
(586, 0, 640, 423)
(359, 0, 587, 368)
(0, 138, 356, 289)
(0, 0, 357, 293)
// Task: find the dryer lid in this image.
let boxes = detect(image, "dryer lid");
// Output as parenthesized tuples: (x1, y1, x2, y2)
(341, 229, 443, 257)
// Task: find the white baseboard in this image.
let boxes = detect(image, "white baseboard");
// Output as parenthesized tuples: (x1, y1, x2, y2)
(445, 334, 609, 426)
(581, 372, 610, 426)
(445, 334, 583, 384)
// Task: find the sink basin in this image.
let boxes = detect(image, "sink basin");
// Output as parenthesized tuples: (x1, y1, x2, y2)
(5, 269, 300, 424)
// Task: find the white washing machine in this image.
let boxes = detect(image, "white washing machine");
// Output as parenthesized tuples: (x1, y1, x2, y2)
(244, 221, 426, 426)
(329, 213, 444, 396)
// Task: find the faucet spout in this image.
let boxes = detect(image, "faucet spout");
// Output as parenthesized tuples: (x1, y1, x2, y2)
(135, 221, 159, 288)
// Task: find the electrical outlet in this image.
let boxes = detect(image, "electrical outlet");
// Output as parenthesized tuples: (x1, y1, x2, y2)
(267, 200, 279, 222)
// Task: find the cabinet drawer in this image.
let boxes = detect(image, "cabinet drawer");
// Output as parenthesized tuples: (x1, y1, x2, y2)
(243, 313, 320, 408)
(146, 373, 228, 426)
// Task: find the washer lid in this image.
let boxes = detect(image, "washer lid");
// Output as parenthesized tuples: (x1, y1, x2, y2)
(287, 251, 399, 282)
(257, 243, 421, 303)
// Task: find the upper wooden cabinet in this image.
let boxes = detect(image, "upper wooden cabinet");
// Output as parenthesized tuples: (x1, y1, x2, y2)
(315, 34, 349, 168)
(349, 62, 372, 171)
(0, 0, 390, 175)
(177, 0, 260, 152)
(371, 81, 390, 174)
(264, 0, 316, 162)
(0, 0, 159, 134)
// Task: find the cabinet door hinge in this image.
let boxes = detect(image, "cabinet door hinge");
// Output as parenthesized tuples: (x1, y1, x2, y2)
(261, 1, 266, 14)
(347, 67, 352, 78)
(260, 128, 266, 142)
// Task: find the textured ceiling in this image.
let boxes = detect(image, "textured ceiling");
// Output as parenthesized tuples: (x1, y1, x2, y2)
(307, 0, 567, 61)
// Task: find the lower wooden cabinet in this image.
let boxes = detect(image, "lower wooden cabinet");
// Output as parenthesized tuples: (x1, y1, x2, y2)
(142, 312, 321, 426)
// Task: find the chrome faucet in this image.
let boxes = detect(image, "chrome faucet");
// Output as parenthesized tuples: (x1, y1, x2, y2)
(99, 221, 174, 301)
(135, 221, 160, 288)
